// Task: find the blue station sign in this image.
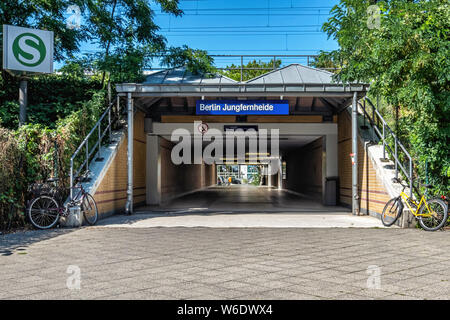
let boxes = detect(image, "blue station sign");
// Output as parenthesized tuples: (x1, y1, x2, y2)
(196, 100, 289, 115)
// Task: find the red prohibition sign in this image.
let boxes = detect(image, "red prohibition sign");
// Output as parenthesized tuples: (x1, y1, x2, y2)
(198, 122, 209, 135)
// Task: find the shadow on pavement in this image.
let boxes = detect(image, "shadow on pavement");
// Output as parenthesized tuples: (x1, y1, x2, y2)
(0, 228, 76, 256)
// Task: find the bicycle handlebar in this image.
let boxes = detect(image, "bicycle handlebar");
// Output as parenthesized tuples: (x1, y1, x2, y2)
(392, 178, 408, 189)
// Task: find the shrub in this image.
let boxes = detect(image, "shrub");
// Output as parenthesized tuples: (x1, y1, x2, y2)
(0, 90, 107, 230)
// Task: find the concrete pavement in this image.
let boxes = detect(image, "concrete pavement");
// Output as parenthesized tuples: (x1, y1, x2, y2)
(97, 212, 386, 228)
(146, 185, 351, 213)
(1, 226, 448, 300)
(116, 185, 387, 228)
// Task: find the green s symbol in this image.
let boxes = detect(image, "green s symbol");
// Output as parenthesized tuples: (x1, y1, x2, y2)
(12, 33, 46, 67)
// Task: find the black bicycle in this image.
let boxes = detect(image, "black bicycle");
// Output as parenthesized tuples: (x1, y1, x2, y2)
(27, 176, 98, 229)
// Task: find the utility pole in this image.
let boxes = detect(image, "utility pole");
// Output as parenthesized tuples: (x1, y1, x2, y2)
(352, 91, 360, 215)
(125, 92, 134, 215)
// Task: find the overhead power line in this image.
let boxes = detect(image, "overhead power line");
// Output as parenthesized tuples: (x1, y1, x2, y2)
(163, 30, 322, 33)
(204, 49, 324, 52)
(156, 13, 331, 16)
(159, 24, 322, 30)
(165, 32, 323, 36)
(174, 7, 332, 11)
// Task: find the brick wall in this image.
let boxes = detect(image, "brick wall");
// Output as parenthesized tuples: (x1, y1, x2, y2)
(92, 111, 147, 216)
(338, 110, 391, 215)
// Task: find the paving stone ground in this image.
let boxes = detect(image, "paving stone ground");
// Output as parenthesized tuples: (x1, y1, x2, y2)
(0, 226, 449, 300)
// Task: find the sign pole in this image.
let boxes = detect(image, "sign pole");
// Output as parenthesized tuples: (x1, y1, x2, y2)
(19, 77, 27, 126)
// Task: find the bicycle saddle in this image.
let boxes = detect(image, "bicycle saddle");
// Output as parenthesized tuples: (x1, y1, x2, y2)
(47, 177, 59, 182)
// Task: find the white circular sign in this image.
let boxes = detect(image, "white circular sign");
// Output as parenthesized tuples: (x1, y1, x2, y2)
(198, 123, 209, 135)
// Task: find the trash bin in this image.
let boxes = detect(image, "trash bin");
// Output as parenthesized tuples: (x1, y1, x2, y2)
(325, 177, 339, 206)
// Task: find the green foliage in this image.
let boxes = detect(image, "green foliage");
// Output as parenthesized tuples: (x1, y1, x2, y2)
(310, 51, 342, 72)
(94, 46, 155, 83)
(0, 71, 102, 129)
(220, 59, 282, 82)
(0, 0, 214, 83)
(0, 90, 107, 230)
(58, 56, 95, 80)
(0, 0, 198, 230)
(82, 0, 182, 85)
(161, 45, 216, 75)
(0, 0, 182, 63)
(323, 0, 450, 195)
(0, 0, 88, 61)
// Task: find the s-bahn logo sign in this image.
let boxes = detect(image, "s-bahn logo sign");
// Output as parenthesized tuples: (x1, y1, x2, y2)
(2, 25, 54, 73)
(196, 100, 289, 115)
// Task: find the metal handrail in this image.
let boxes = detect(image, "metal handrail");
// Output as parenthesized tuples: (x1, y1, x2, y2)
(69, 97, 119, 200)
(358, 97, 414, 198)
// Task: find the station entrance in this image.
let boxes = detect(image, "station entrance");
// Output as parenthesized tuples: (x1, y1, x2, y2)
(114, 64, 368, 215)
(141, 131, 345, 214)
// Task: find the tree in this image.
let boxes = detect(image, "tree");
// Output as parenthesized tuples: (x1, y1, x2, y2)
(310, 51, 342, 72)
(0, 0, 88, 62)
(0, 0, 187, 126)
(83, 0, 182, 86)
(160, 45, 216, 75)
(0, 1, 183, 81)
(323, 0, 450, 194)
(220, 59, 282, 82)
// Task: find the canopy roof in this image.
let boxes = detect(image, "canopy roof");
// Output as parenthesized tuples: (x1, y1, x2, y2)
(116, 64, 368, 99)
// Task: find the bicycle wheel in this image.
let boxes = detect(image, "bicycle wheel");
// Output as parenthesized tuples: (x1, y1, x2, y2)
(28, 195, 60, 229)
(418, 198, 448, 231)
(81, 193, 98, 225)
(381, 197, 403, 227)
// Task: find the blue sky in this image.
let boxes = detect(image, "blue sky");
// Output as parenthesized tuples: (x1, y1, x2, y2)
(154, 0, 340, 68)
(62, 0, 340, 69)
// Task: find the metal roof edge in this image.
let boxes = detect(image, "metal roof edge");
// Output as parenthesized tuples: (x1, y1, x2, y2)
(244, 64, 298, 83)
(143, 65, 239, 84)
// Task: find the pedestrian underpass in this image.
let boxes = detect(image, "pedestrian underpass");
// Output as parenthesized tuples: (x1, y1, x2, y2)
(71, 64, 398, 225)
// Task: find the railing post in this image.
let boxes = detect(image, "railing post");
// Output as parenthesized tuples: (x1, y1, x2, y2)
(394, 138, 398, 179)
(372, 100, 375, 125)
(382, 123, 386, 159)
(240, 56, 243, 82)
(362, 99, 367, 127)
(70, 159, 73, 201)
(108, 107, 112, 142)
(85, 140, 89, 172)
(97, 124, 101, 160)
(409, 157, 413, 198)
(116, 96, 120, 120)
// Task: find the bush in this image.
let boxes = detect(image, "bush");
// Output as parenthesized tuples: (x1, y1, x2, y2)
(0, 90, 107, 231)
(0, 71, 103, 129)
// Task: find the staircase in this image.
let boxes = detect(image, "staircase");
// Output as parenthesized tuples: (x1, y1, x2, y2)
(354, 97, 417, 227)
(60, 97, 125, 227)
(358, 97, 414, 195)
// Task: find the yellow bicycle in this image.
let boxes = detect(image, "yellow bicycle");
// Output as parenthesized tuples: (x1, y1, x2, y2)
(381, 179, 448, 231)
